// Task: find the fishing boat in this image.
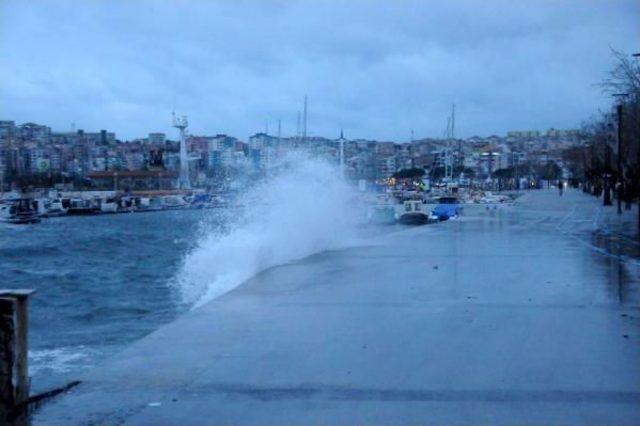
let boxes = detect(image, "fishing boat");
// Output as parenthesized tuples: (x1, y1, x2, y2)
(0, 198, 41, 224)
(398, 199, 432, 225)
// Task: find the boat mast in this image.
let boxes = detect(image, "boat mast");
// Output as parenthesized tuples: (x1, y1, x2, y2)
(302, 95, 308, 144)
(444, 104, 456, 181)
(296, 111, 301, 146)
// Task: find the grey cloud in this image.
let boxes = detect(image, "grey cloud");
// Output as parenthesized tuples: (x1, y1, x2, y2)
(0, 0, 638, 141)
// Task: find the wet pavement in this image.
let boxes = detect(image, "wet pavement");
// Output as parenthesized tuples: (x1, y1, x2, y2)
(33, 189, 640, 425)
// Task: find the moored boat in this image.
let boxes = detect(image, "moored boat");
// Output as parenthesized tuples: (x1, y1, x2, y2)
(432, 196, 462, 221)
(1, 198, 41, 224)
(398, 199, 432, 225)
(45, 199, 68, 217)
(66, 198, 100, 215)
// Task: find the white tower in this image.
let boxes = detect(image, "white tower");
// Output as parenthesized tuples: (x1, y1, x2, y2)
(172, 112, 191, 189)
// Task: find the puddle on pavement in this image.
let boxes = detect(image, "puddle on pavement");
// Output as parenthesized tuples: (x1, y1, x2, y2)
(591, 230, 640, 259)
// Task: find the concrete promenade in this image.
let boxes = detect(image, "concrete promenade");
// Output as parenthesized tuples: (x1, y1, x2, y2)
(34, 189, 640, 425)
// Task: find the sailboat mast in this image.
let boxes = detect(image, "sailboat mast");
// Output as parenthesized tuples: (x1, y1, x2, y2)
(302, 95, 308, 143)
(451, 104, 455, 140)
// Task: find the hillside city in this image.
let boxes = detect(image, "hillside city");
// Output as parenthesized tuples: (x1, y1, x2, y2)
(0, 118, 581, 191)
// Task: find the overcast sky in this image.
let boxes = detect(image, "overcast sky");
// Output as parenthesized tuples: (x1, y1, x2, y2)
(1, 0, 638, 141)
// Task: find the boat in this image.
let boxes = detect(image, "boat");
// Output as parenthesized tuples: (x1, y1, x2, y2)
(191, 193, 214, 209)
(432, 196, 462, 221)
(100, 197, 119, 213)
(479, 191, 510, 204)
(398, 199, 432, 225)
(143, 197, 166, 212)
(161, 195, 188, 210)
(368, 194, 397, 225)
(31, 198, 68, 217)
(0, 198, 41, 224)
(45, 199, 68, 217)
(210, 195, 228, 208)
(66, 198, 100, 215)
(33, 198, 49, 217)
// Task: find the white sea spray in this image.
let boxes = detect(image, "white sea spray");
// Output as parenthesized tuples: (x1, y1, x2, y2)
(176, 152, 364, 308)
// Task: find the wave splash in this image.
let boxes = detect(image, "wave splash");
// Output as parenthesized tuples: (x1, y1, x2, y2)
(176, 153, 362, 308)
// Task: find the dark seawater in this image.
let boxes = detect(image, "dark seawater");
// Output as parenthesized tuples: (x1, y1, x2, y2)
(0, 210, 209, 393)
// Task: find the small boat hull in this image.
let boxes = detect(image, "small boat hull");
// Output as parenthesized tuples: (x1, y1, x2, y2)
(398, 212, 432, 225)
(66, 208, 99, 215)
(5, 216, 41, 225)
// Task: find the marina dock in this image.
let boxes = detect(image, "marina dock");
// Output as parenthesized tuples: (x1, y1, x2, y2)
(34, 190, 640, 425)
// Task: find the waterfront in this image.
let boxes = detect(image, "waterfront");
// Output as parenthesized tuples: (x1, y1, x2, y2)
(0, 210, 208, 393)
(1, 176, 401, 396)
(32, 190, 640, 425)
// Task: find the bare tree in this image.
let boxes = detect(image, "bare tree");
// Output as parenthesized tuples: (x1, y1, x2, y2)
(600, 48, 640, 98)
(598, 48, 640, 232)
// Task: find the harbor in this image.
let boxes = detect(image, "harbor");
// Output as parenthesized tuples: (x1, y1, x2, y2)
(2, 1, 638, 424)
(31, 189, 640, 425)
(0, 183, 517, 225)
